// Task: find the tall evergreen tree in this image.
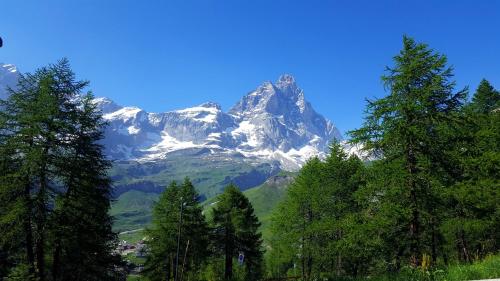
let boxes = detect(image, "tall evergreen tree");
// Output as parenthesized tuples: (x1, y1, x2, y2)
(441, 80, 500, 262)
(470, 79, 500, 114)
(144, 178, 209, 281)
(269, 144, 366, 280)
(349, 36, 467, 267)
(49, 94, 122, 281)
(321, 143, 366, 276)
(0, 59, 121, 280)
(270, 158, 324, 281)
(212, 184, 263, 281)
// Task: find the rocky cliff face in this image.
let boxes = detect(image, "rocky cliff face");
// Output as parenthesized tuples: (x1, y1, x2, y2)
(96, 74, 341, 170)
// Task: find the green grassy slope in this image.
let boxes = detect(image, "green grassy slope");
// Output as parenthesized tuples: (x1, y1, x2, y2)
(112, 170, 295, 238)
(110, 190, 159, 233)
(109, 149, 279, 199)
(243, 173, 294, 240)
(203, 172, 295, 242)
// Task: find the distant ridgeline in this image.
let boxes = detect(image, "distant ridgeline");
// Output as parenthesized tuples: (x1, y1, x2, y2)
(1, 65, 352, 233)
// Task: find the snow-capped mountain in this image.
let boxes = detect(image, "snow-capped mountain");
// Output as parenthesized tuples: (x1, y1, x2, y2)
(0, 63, 19, 100)
(97, 74, 341, 170)
(0, 63, 343, 171)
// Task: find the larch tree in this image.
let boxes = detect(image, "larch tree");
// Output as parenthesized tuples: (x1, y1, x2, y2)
(349, 36, 467, 267)
(441, 79, 500, 262)
(144, 178, 209, 281)
(0, 59, 121, 280)
(212, 184, 263, 281)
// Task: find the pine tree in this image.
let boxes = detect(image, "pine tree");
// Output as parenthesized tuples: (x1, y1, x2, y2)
(144, 178, 209, 281)
(349, 36, 467, 267)
(212, 184, 263, 281)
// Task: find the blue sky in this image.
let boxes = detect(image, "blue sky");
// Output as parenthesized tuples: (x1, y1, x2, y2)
(1, 1, 499, 134)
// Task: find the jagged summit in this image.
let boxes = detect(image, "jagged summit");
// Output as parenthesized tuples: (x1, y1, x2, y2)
(0, 66, 342, 170)
(95, 74, 341, 170)
(198, 101, 222, 110)
(93, 97, 122, 114)
(275, 74, 298, 92)
(229, 74, 305, 117)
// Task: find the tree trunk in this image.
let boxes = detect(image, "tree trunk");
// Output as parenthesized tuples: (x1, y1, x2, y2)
(35, 181, 46, 281)
(460, 230, 470, 263)
(225, 228, 233, 280)
(407, 144, 420, 268)
(52, 238, 62, 281)
(52, 140, 82, 281)
(306, 255, 313, 281)
(431, 218, 438, 266)
(166, 255, 171, 281)
(180, 239, 190, 281)
(337, 230, 342, 276)
(23, 181, 35, 275)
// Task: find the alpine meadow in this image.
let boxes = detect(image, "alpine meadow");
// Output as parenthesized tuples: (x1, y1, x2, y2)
(1, 1, 499, 281)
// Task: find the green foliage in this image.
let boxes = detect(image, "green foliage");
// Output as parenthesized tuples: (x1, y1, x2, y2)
(445, 254, 500, 281)
(109, 160, 278, 233)
(327, 254, 500, 281)
(440, 79, 500, 263)
(111, 190, 159, 232)
(211, 184, 264, 281)
(243, 173, 293, 241)
(470, 79, 500, 114)
(349, 35, 467, 268)
(144, 178, 209, 281)
(267, 36, 499, 280)
(4, 264, 36, 281)
(269, 143, 367, 280)
(0, 59, 122, 280)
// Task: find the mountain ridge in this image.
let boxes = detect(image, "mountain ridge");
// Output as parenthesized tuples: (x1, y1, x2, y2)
(1, 63, 346, 170)
(95, 73, 342, 171)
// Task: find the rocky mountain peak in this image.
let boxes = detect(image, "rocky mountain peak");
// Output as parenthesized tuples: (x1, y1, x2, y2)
(229, 74, 307, 117)
(275, 74, 298, 91)
(0, 65, 343, 170)
(198, 101, 222, 110)
(93, 97, 122, 114)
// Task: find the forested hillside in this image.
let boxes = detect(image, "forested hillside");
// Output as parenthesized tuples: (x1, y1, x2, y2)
(1, 36, 498, 281)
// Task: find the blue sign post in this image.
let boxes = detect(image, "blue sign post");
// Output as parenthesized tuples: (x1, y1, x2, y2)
(238, 252, 245, 265)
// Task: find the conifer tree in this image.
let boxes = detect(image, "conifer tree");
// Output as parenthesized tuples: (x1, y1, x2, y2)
(321, 143, 366, 276)
(0, 59, 121, 280)
(471, 79, 500, 114)
(144, 178, 209, 281)
(269, 158, 324, 281)
(349, 36, 467, 267)
(269, 145, 366, 279)
(212, 184, 263, 281)
(441, 80, 500, 262)
(49, 94, 122, 281)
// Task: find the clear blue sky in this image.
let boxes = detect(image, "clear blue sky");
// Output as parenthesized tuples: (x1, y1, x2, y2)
(1, 1, 499, 134)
